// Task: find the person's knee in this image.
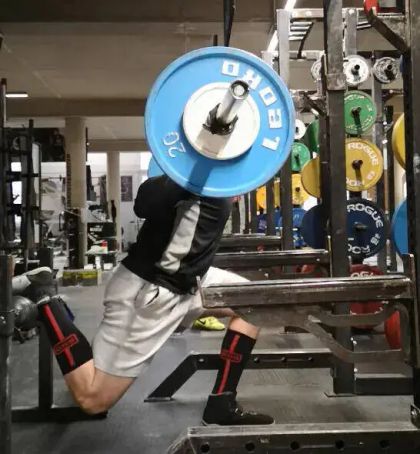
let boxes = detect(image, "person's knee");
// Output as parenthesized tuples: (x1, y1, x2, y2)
(229, 316, 260, 339)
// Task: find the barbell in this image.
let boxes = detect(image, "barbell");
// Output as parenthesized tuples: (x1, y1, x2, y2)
(145, 46, 296, 198)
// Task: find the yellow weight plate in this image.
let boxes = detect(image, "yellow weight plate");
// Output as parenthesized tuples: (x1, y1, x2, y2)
(301, 156, 321, 198)
(392, 113, 405, 168)
(292, 174, 310, 206)
(256, 180, 280, 210)
(345, 138, 384, 192)
(256, 175, 309, 209)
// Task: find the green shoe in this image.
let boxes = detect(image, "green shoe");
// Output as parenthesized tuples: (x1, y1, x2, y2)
(193, 316, 226, 331)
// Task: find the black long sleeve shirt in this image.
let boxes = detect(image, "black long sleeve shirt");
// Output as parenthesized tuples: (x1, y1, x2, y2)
(122, 176, 232, 294)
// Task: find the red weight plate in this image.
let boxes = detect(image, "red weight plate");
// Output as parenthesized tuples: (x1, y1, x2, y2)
(299, 264, 329, 277)
(364, 0, 399, 14)
(385, 312, 401, 349)
(364, 0, 379, 14)
(350, 264, 383, 329)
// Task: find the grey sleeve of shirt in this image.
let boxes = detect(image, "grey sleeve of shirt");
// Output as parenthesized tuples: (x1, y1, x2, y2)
(157, 199, 201, 274)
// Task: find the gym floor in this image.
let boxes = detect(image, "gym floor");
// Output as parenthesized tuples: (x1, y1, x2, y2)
(11, 271, 412, 454)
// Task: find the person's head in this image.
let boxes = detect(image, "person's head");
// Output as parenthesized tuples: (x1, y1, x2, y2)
(258, 207, 264, 215)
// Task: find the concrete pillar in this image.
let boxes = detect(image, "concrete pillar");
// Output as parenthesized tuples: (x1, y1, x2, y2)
(107, 151, 121, 251)
(65, 117, 87, 267)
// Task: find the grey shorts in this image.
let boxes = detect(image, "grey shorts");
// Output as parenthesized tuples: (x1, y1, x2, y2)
(92, 264, 247, 378)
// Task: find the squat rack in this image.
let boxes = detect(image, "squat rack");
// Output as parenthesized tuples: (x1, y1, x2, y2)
(168, 1, 420, 452)
(147, 3, 407, 404)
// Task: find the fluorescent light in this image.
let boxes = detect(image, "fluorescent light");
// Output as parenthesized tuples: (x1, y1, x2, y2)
(6, 92, 28, 99)
(284, 0, 297, 11)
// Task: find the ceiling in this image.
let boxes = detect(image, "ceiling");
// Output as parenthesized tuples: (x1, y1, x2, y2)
(0, 0, 400, 149)
(2, 1, 363, 22)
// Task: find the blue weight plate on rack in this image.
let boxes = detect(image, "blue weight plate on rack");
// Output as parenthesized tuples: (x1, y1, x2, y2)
(347, 198, 387, 259)
(147, 157, 164, 178)
(293, 231, 306, 248)
(278, 207, 306, 229)
(300, 204, 327, 249)
(145, 46, 295, 197)
(391, 199, 407, 256)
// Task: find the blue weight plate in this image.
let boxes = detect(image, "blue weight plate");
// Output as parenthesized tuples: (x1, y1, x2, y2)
(300, 204, 327, 249)
(278, 207, 306, 229)
(391, 199, 407, 256)
(293, 231, 306, 248)
(346, 198, 387, 259)
(147, 157, 164, 178)
(145, 47, 295, 197)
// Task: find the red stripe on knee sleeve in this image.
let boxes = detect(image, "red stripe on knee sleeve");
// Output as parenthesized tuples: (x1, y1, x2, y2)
(43, 305, 75, 367)
(216, 334, 240, 394)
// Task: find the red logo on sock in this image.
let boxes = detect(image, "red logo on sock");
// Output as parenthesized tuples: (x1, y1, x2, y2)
(54, 334, 79, 355)
(220, 349, 242, 363)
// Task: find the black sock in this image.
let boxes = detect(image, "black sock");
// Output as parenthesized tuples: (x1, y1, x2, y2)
(212, 329, 256, 395)
(38, 298, 93, 376)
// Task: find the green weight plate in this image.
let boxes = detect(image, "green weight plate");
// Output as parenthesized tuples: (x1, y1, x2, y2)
(344, 90, 377, 136)
(303, 119, 320, 153)
(291, 142, 311, 172)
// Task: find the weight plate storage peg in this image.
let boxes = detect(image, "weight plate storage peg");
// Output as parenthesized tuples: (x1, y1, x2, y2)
(345, 139, 384, 192)
(145, 46, 295, 198)
(373, 57, 400, 84)
(347, 198, 387, 259)
(391, 199, 407, 256)
(291, 142, 311, 172)
(147, 157, 164, 178)
(392, 113, 405, 168)
(344, 55, 370, 87)
(344, 90, 377, 136)
(301, 156, 321, 198)
(295, 119, 307, 140)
